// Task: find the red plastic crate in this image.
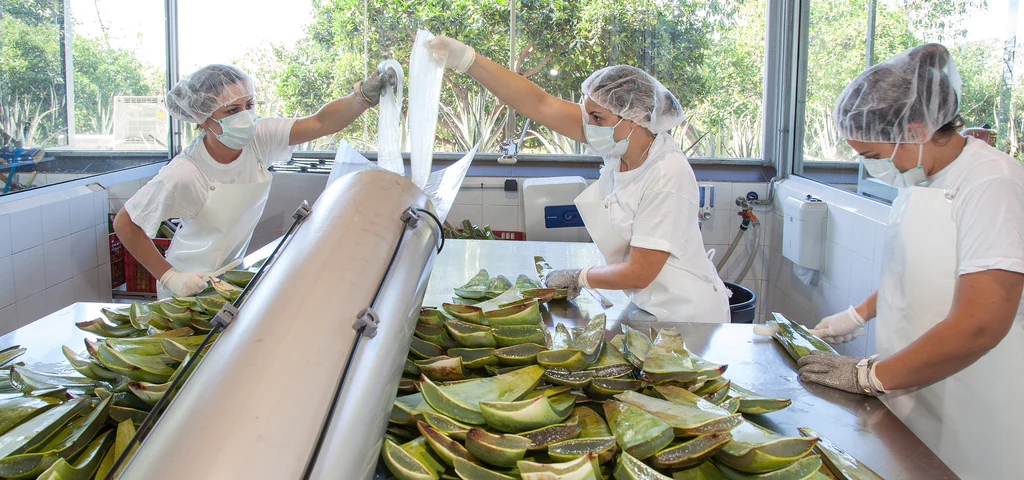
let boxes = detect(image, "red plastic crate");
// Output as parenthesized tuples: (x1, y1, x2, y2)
(492, 230, 525, 240)
(124, 238, 172, 293)
(109, 233, 126, 288)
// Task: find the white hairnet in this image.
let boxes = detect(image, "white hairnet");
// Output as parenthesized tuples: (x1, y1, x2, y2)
(834, 43, 962, 144)
(166, 64, 255, 124)
(581, 65, 684, 134)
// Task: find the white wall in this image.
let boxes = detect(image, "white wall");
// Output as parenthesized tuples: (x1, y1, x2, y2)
(0, 184, 112, 335)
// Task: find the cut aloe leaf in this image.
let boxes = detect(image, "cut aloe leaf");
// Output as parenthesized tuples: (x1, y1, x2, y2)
(9, 366, 95, 396)
(642, 329, 726, 384)
(518, 417, 582, 450)
(98, 419, 138, 478)
(160, 336, 207, 363)
(90, 342, 175, 383)
(614, 451, 672, 480)
(401, 436, 446, 476)
(588, 337, 629, 369)
(641, 386, 741, 435)
(798, 427, 883, 480)
(35, 429, 113, 480)
(492, 325, 546, 348)
(620, 324, 652, 368)
(221, 269, 255, 287)
(715, 421, 818, 474)
(650, 433, 733, 469)
(419, 366, 545, 424)
(443, 303, 489, 325)
(455, 270, 491, 299)
(447, 319, 498, 348)
(102, 337, 170, 357)
(382, 438, 439, 480)
(548, 436, 618, 464)
(544, 369, 594, 389)
(75, 319, 141, 338)
(416, 324, 448, 345)
(62, 346, 117, 382)
(0, 346, 26, 369)
(411, 337, 446, 360)
(465, 428, 532, 468)
(0, 396, 59, 436)
(570, 315, 605, 364)
(537, 350, 588, 371)
(211, 278, 242, 301)
(534, 257, 554, 281)
(480, 394, 575, 433)
(391, 393, 438, 425)
(448, 348, 500, 369)
(768, 313, 837, 362)
(195, 295, 228, 314)
(484, 301, 541, 326)
(0, 397, 111, 479)
(516, 274, 541, 290)
(494, 343, 546, 367)
(100, 307, 131, 325)
(699, 380, 732, 405)
(521, 288, 557, 303)
(603, 400, 673, 460)
(127, 381, 169, 406)
(454, 456, 515, 479)
(418, 421, 477, 467)
(551, 324, 572, 350)
(522, 386, 571, 400)
(421, 412, 471, 441)
(415, 356, 466, 382)
(0, 397, 89, 459)
(720, 397, 741, 414)
(419, 308, 447, 327)
(518, 452, 600, 479)
(405, 359, 422, 377)
(571, 407, 612, 439)
(714, 455, 822, 480)
(584, 378, 642, 402)
(729, 383, 791, 415)
(109, 405, 147, 426)
(672, 461, 728, 480)
(147, 327, 193, 338)
(486, 276, 514, 299)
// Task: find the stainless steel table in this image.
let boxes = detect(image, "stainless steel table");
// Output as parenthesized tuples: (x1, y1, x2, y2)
(1, 239, 957, 479)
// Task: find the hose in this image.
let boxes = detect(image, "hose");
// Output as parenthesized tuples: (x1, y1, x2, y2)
(735, 220, 761, 284)
(716, 217, 750, 272)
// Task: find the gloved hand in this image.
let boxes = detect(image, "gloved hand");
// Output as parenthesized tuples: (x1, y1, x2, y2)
(811, 306, 866, 344)
(427, 36, 477, 73)
(353, 66, 396, 108)
(159, 269, 211, 297)
(797, 351, 886, 396)
(544, 268, 583, 301)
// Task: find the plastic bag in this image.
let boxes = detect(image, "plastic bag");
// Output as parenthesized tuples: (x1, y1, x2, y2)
(422, 142, 478, 222)
(407, 29, 447, 189)
(376, 59, 405, 176)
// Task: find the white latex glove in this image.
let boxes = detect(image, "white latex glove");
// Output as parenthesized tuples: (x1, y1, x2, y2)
(427, 36, 477, 73)
(811, 306, 867, 344)
(159, 269, 211, 297)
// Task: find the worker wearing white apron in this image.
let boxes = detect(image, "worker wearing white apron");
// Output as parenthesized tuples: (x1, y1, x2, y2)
(113, 64, 394, 299)
(429, 37, 729, 322)
(798, 44, 1024, 479)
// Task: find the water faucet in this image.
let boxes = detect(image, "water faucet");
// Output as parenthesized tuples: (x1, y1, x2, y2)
(497, 118, 532, 165)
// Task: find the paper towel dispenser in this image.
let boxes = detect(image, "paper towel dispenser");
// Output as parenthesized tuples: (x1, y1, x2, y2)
(782, 196, 827, 270)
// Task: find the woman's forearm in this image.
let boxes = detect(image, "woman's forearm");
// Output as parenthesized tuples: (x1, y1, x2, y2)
(113, 208, 173, 279)
(856, 291, 878, 320)
(585, 247, 671, 291)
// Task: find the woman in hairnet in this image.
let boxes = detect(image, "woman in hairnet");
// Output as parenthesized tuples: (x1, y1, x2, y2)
(428, 37, 729, 323)
(114, 64, 393, 298)
(799, 44, 1024, 479)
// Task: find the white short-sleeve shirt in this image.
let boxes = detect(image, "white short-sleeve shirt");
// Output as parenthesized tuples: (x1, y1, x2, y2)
(925, 137, 1024, 277)
(125, 117, 295, 237)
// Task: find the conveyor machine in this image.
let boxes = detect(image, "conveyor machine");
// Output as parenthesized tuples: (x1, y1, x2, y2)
(118, 168, 449, 479)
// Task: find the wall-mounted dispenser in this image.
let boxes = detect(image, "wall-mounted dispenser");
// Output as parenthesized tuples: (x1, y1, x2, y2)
(782, 195, 828, 270)
(698, 184, 714, 220)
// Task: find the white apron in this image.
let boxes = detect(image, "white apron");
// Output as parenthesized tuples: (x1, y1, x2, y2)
(574, 176, 729, 323)
(876, 185, 1024, 479)
(158, 161, 272, 299)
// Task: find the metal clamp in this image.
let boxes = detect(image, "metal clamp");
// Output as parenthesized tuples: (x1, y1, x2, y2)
(400, 207, 420, 229)
(354, 307, 380, 338)
(213, 303, 240, 328)
(292, 201, 312, 220)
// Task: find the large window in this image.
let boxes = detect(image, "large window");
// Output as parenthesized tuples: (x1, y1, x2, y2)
(796, 0, 1020, 199)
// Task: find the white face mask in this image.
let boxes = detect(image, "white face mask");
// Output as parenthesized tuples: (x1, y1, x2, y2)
(862, 143, 926, 188)
(212, 109, 258, 150)
(585, 117, 634, 157)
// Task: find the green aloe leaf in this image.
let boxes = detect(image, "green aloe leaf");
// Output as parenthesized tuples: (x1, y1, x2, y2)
(715, 421, 818, 474)
(465, 428, 532, 468)
(515, 274, 541, 290)
(0, 397, 89, 459)
(650, 433, 734, 469)
(0, 396, 59, 436)
(714, 455, 822, 480)
(484, 300, 542, 326)
(8, 366, 95, 396)
(603, 400, 674, 460)
(798, 427, 883, 480)
(419, 365, 544, 424)
(382, 438, 439, 480)
(0, 346, 26, 369)
(614, 451, 672, 480)
(480, 394, 575, 433)
(768, 313, 837, 362)
(455, 269, 491, 299)
(729, 383, 791, 415)
(414, 356, 466, 382)
(35, 429, 113, 480)
(570, 315, 606, 364)
(417, 421, 477, 467)
(61, 346, 117, 382)
(517, 452, 600, 479)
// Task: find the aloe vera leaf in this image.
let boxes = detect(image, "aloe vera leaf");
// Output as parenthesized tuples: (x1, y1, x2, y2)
(221, 269, 255, 287)
(417, 421, 476, 467)
(700, 380, 732, 405)
(650, 433, 734, 469)
(146, 327, 194, 338)
(61, 347, 117, 383)
(543, 369, 594, 389)
(127, 381, 169, 406)
(109, 405, 148, 426)
(419, 366, 544, 424)
(537, 350, 588, 371)
(571, 407, 612, 439)
(0, 397, 111, 479)
(491, 325, 546, 348)
(90, 342, 175, 383)
(672, 462, 729, 480)
(515, 274, 541, 290)
(418, 308, 446, 327)
(715, 421, 818, 474)
(729, 383, 791, 415)
(415, 357, 466, 382)
(401, 436, 446, 475)
(486, 275, 514, 298)
(160, 336, 207, 363)
(480, 394, 575, 433)
(101, 337, 169, 357)
(570, 315, 606, 364)
(383, 438, 439, 480)
(465, 428, 531, 468)
(714, 455, 822, 480)
(36, 429, 113, 480)
(534, 256, 554, 281)
(472, 287, 526, 313)
(75, 319, 141, 338)
(584, 378, 643, 402)
(0, 397, 60, 436)
(620, 324, 653, 368)
(212, 278, 242, 301)
(642, 329, 726, 384)
(391, 393, 438, 425)
(8, 366, 95, 396)
(455, 270, 491, 299)
(494, 343, 546, 367)
(0, 397, 89, 459)
(447, 348, 499, 369)
(484, 301, 542, 326)
(614, 451, 672, 479)
(769, 313, 837, 362)
(551, 324, 573, 350)
(798, 428, 883, 480)
(617, 389, 742, 436)
(195, 295, 228, 313)
(603, 400, 674, 460)
(0, 346, 26, 369)
(548, 436, 618, 464)
(454, 457, 515, 479)
(517, 452, 600, 479)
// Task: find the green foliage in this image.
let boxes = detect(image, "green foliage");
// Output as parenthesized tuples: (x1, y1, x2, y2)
(0, 13, 67, 146)
(72, 36, 161, 135)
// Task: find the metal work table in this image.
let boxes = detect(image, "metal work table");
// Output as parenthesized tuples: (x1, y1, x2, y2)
(1, 239, 955, 479)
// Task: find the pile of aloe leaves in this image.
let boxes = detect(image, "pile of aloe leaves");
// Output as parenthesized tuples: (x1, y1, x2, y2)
(0, 269, 255, 480)
(385, 270, 883, 480)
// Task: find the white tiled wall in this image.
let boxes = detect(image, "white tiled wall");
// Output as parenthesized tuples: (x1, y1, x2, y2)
(451, 177, 528, 233)
(763, 177, 891, 358)
(0, 184, 112, 335)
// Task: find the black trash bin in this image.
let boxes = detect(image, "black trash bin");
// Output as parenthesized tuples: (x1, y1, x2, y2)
(724, 282, 756, 323)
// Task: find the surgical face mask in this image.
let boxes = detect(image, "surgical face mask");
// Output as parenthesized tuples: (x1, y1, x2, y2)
(861, 143, 926, 188)
(585, 117, 634, 157)
(212, 109, 258, 150)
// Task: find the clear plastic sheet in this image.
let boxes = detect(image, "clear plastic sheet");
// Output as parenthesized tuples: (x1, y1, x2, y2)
(376, 59, 405, 176)
(422, 142, 479, 222)
(408, 29, 447, 189)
